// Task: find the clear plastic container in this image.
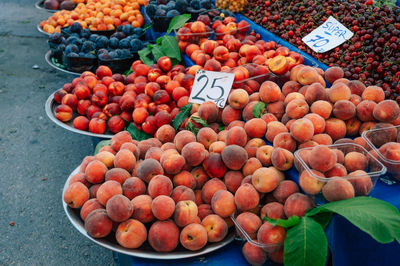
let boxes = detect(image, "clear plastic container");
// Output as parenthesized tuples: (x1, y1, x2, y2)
(294, 143, 386, 203)
(362, 124, 400, 184)
(230, 213, 283, 253)
(175, 27, 214, 44)
(224, 63, 280, 89)
(214, 21, 250, 39)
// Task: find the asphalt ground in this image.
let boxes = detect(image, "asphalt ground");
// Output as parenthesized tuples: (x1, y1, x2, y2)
(0, 1, 114, 264)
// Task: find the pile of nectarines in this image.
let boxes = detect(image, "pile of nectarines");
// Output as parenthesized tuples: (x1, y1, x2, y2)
(54, 58, 194, 135)
(40, 0, 147, 34)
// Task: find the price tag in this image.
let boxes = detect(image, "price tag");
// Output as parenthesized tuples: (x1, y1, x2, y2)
(189, 70, 235, 108)
(302, 16, 353, 53)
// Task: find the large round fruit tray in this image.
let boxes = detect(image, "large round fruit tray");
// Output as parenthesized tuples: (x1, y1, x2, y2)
(45, 50, 81, 76)
(45, 92, 113, 139)
(63, 166, 235, 259)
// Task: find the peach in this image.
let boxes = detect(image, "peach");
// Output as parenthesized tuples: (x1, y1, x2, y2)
(80, 198, 104, 221)
(359, 121, 377, 135)
(346, 118, 362, 137)
(104, 168, 130, 186)
(180, 223, 208, 251)
(332, 100, 356, 120)
(202, 153, 227, 178)
(235, 183, 259, 211)
(282, 80, 301, 96)
(260, 202, 285, 220)
(310, 100, 332, 119)
(344, 152, 368, 172)
(265, 121, 288, 143)
(131, 195, 154, 223)
(299, 169, 325, 195)
(257, 222, 286, 252)
(305, 82, 327, 104)
(63, 182, 89, 208)
(228, 89, 249, 109)
(174, 200, 198, 227)
(122, 177, 146, 200)
(106, 194, 133, 222)
(243, 119, 267, 139)
(173, 171, 196, 189)
(322, 178, 355, 202)
(111, 131, 133, 151)
(348, 80, 366, 96)
(201, 178, 227, 204)
(356, 100, 377, 122)
(284, 92, 305, 106)
(349, 94, 362, 107)
(223, 170, 244, 193)
(115, 219, 147, 249)
(161, 142, 177, 151)
(362, 86, 385, 103)
(151, 195, 175, 220)
(73, 116, 90, 131)
(284, 193, 314, 218)
(113, 149, 136, 173)
(198, 101, 219, 123)
(69, 173, 90, 188)
(227, 120, 245, 129)
(161, 153, 185, 175)
(145, 147, 163, 162)
(242, 242, 267, 266)
(294, 149, 310, 172)
(221, 145, 248, 170)
(201, 214, 228, 242)
(271, 148, 294, 171)
(285, 99, 309, 119)
(308, 145, 337, 172)
(235, 212, 262, 239)
(225, 126, 247, 147)
(148, 220, 179, 252)
(181, 142, 207, 167)
(367, 123, 397, 147)
(148, 175, 173, 198)
(196, 127, 217, 150)
(267, 101, 285, 120)
(191, 167, 209, 189)
(256, 145, 274, 166)
(136, 158, 164, 183)
(348, 170, 373, 196)
(259, 81, 282, 103)
(290, 118, 314, 143)
(243, 158, 262, 176)
(325, 163, 348, 178)
(328, 82, 351, 103)
(245, 138, 266, 158)
(174, 130, 196, 152)
(302, 114, 325, 135)
(272, 180, 299, 204)
(242, 101, 258, 121)
(324, 66, 344, 84)
(252, 167, 280, 193)
(198, 204, 213, 220)
(84, 209, 113, 238)
(354, 137, 370, 151)
(373, 100, 400, 122)
(325, 118, 347, 141)
(155, 124, 175, 144)
(211, 190, 236, 218)
(171, 185, 196, 203)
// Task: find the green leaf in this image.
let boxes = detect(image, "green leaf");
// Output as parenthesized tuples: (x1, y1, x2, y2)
(123, 68, 133, 76)
(264, 215, 301, 228)
(311, 197, 400, 244)
(166, 14, 191, 35)
(218, 124, 225, 132)
(172, 103, 192, 130)
(143, 23, 152, 31)
(160, 36, 181, 61)
(138, 46, 154, 66)
(151, 45, 164, 61)
(126, 123, 152, 141)
(252, 102, 266, 118)
(284, 216, 327, 266)
(156, 36, 163, 45)
(186, 121, 199, 136)
(312, 212, 333, 229)
(190, 116, 208, 127)
(94, 140, 111, 155)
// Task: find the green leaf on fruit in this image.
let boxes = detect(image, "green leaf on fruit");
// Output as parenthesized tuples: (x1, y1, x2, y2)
(161, 36, 181, 62)
(94, 140, 111, 155)
(264, 215, 301, 228)
(311, 212, 333, 229)
(284, 216, 327, 266)
(186, 121, 199, 136)
(138, 46, 153, 66)
(190, 116, 208, 127)
(151, 45, 164, 61)
(172, 103, 192, 130)
(167, 14, 191, 35)
(218, 124, 225, 132)
(252, 102, 266, 118)
(307, 197, 400, 244)
(126, 123, 152, 141)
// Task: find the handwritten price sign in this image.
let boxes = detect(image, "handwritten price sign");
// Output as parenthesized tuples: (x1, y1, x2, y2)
(302, 16, 353, 53)
(189, 70, 235, 108)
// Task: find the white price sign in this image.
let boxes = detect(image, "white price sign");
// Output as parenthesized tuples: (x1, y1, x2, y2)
(302, 16, 353, 53)
(189, 70, 235, 108)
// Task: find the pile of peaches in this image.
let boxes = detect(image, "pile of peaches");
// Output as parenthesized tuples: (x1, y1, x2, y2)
(177, 16, 304, 76)
(53, 57, 195, 135)
(40, 0, 147, 34)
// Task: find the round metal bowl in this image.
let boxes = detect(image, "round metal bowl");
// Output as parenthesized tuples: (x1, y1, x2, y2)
(63, 166, 235, 259)
(35, 0, 57, 13)
(45, 92, 113, 139)
(37, 23, 51, 36)
(45, 50, 81, 76)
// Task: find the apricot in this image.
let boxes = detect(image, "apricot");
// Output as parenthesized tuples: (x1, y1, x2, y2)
(322, 178, 355, 202)
(284, 193, 314, 218)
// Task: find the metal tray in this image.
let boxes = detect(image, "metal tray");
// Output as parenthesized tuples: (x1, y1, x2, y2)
(45, 92, 113, 139)
(35, 0, 77, 13)
(45, 50, 81, 76)
(63, 166, 235, 259)
(37, 23, 51, 36)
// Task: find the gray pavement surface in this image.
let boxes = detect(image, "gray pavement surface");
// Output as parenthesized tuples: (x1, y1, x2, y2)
(0, 1, 115, 265)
